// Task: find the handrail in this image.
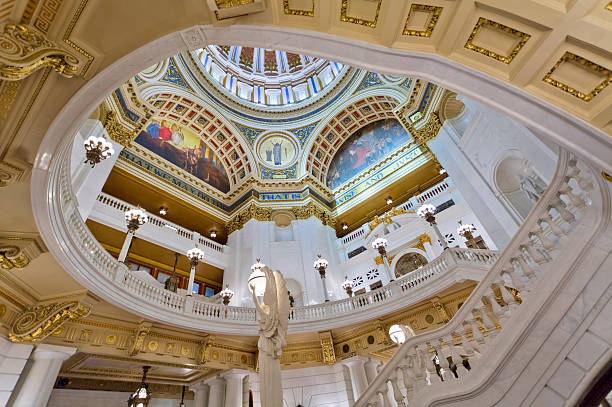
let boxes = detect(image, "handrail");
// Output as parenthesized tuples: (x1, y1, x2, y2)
(353, 153, 597, 406)
(95, 192, 224, 253)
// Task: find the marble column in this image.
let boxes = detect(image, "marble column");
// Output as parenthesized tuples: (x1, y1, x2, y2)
(8, 344, 76, 407)
(190, 381, 210, 407)
(364, 358, 381, 385)
(0, 337, 33, 406)
(207, 376, 226, 407)
(341, 356, 369, 400)
(222, 369, 248, 407)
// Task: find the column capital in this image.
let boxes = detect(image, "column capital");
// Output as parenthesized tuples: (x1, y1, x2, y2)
(205, 375, 226, 386)
(190, 381, 210, 392)
(220, 369, 249, 380)
(340, 355, 368, 367)
(31, 344, 76, 361)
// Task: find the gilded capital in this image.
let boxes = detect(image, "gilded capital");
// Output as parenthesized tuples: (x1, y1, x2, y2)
(9, 301, 90, 343)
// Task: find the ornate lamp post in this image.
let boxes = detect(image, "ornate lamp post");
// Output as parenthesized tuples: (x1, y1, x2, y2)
(248, 259, 266, 296)
(417, 204, 448, 250)
(313, 254, 330, 302)
(84, 135, 114, 167)
(186, 247, 204, 296)
(372, 235, 394, 281)
(127, 366, 151, 407)
(220, 284, 234, 305)
(342, 276, 354, 297)
(118, 207, 148, 263)
(457, 220, 488, 249)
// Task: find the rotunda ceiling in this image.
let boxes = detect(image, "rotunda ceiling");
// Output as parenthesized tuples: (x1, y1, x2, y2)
(196, 45, 346, 107)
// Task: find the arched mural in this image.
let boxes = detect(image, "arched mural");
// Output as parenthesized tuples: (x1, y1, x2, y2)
(395, 252, 428, 277)
(326, 118, 412, 189)
(135, 118, 230, 193)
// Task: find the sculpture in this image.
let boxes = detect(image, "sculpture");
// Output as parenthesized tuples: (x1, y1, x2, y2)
(519, 172, 546, 203)
(251, 266, 289, 407)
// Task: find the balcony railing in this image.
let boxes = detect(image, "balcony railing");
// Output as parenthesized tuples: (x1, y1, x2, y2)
(353, 152, 599, 406)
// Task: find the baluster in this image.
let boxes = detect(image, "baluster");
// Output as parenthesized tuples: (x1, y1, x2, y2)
(463, 319, 484, 356)
(520, 243, 547, 265)
(567, 159, 593, 191)
(376, 384, 391, 407)
(529, 226, 555, 251)
(511, 255, 537, 283)
(558, 185, 585, 209)
(548, 199, 575, 224)
(482, 290, 507, 326)
(473, 303, 497, 340)
(436, 337, 456, 381)
(492, 280, 519, 312)
(540, 215, 565, 238)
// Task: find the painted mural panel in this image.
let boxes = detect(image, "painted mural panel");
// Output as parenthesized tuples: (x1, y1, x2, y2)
(135, 118, 230, 193)
(326, 118, 412, 189)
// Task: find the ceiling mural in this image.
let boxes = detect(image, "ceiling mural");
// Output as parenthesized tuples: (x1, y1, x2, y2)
(135, 118, 231, 193)
(326, 118, 412, 189)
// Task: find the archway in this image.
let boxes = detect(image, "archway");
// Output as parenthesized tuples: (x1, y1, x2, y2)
(394, 252, 429, 278)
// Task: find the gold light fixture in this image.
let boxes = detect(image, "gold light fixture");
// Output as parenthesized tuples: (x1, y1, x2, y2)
(127, 366, 151, 407)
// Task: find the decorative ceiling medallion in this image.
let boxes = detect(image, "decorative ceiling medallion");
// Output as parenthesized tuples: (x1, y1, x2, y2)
(543, 51, 612, 102)
(464, 17, 531, 64)
(283, 0, 314, 16)
(340, 0, 382, 28)
(403, 4, 443, 37)
(256, 133, 299, 170)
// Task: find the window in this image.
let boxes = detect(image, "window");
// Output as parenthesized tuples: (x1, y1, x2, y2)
(192, 282, 200, 294)
(370, 280, 383, 290)
(204, 286, 216, 297)
(156, 272, 171, 284)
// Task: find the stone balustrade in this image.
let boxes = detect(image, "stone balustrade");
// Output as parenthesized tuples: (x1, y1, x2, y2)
(353, 153, 598, 407)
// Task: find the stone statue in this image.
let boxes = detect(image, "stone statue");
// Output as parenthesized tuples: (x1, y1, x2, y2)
(251, 266, 289, 407)
(519, 173, 546, 203)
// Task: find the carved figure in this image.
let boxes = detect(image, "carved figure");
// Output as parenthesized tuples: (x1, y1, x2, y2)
(251, 267, 289, 407)
(519, 173, 546, 203)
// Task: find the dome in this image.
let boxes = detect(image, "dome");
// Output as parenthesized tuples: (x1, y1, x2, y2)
(196, 45, 346, 106)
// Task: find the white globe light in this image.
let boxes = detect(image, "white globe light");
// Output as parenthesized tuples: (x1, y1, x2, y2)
(372, 237, 388, 250)
(125, 207, 148, 226)
(341, 277, 354, 290)
(249, 259, 266, 296)
(186, 247, 204, 261)
(313, 255, 328, 270)
(389, 324, 406, 345)
(457, 223, 476, 237)
(417, 204, 436, 219)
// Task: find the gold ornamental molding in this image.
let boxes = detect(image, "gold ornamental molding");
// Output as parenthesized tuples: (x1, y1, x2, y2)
(0, 24, 85, 81)
(128, 322, 152, 356)
(9, 301, 91, 343)
(403, 4, 443, 37)
(607, 2, 612, 11)
(226, 201, 335, 234)
(464, 17, 531, 64)
(206, 0, 265, 20)
(319, 331, 336, 365)
(543, 52, 612, 102)
(103, 111, 138, 147)
(283, 0, 314, 16)
(340, 0, 382, 28)
(0, 233, 46, 269)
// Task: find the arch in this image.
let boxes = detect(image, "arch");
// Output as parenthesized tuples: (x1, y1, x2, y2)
(493, 153, 547, 221)
(284, 278, 303, 307)
(389, 248, 430, 277)
(30, 26, 611, 334)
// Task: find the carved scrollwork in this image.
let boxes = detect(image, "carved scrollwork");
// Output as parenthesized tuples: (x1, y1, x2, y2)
(103, 111, 137, 147)
(0, 24, 83, 81)
(0, 234, 46, 269)
(0, 246, 29, 269)
(9, 301, 90, 343)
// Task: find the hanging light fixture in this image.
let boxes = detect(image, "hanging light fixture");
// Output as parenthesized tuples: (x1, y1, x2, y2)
(220, 284, 234, 305)
(210, 230, 217, 239)
(84, 135, 114, 167)
(127, 366, 151, 407)
(341, 276, 354, 297)
(248, 259, 266, 296)
(342, 223, 348, 230)
(313, 254, 330, 302)
(386, 197, 393, 205)
(178, 385, 186, 407)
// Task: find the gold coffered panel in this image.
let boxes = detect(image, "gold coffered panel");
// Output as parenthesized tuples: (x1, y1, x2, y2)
(403, 4, 443, 37)
(283, 0, 315, 16)
(464, 17, 531, 64)
(543, 51, 612, 102)
(340, 0, 382, 28)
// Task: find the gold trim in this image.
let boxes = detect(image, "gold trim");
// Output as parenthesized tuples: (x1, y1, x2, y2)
(464, 17, 531, 64)
(215, 0, 254, 8)
(602, 171, 612, 183)
(543, 52, 612, 102)
(607, 2, 612, 11)
(103, 111, 137, 146)
(62, 0, 94, 74)
(403, 4, 443, 37)
(9, 301, 90, 343)
(283, 0, 314, 16)
(340, 0, 382, 28)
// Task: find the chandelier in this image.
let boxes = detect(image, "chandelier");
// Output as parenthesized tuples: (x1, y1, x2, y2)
(124, 207, 148, 232)
(220, 284, 234, 305)
(127, 366, 151, 407)
(84, 135, 114, 167)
